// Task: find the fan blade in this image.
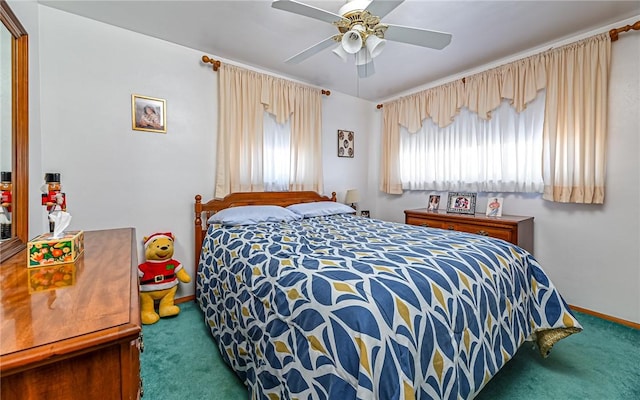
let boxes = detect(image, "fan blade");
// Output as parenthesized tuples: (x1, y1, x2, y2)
(285, 36, 337, 64)
(385, 24, 452, 50)
(357, 61, 376, 78)
(272, 0, 347, 24)
(365, 0, 404, 19)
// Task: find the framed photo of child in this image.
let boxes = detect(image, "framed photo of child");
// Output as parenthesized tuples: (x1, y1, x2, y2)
(132, 94, 166, 133)
(427, 194, 440, 211)
(485, 197, 504, 217)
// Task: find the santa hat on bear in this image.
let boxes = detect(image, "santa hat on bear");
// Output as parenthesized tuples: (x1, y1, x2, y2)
(144, 232, 174, 248)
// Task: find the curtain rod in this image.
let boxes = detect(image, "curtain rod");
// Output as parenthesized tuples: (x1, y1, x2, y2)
(609, 20, 640, 41)
(202, 55, 220, 71)
(376, 23, 640, 110)
(200, 55, 331, 96)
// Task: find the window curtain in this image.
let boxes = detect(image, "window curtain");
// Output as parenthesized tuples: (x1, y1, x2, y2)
(215, 64, 323, 198)
(380, 33, 610, 204)
(542, 34, 610, 203)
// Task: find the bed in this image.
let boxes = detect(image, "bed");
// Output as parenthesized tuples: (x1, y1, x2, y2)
(194, 191, 581, 400)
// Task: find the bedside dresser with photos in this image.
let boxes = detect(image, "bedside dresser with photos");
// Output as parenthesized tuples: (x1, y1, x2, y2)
(404, 209, 534, 254)
(0, 228, 142, 400)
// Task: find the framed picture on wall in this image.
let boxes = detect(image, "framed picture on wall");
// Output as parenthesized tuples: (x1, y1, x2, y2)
(360, 210, 370, 218)
(132, 94, 166, 133)
(446, 192, 477, 215)
(338, 129, 354, 158)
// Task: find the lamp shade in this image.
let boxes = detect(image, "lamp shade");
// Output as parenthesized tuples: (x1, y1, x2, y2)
(365, 35, 386, 58)
(332, 44, 349, 62)
(345, 189, 360, 205)
(341, 25, 364, 54)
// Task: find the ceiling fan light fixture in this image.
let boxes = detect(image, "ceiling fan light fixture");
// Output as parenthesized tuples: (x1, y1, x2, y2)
(341, 24, 364, 54)
(338, 0, 369, 16)
(365, 34, 386, 58)
(332, 44, 349, 62)
(355, 47, 372, 66)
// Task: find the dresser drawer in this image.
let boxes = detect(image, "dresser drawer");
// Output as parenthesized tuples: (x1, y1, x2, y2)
(405, 216, 446, 229)
(451, 223, 513, 242)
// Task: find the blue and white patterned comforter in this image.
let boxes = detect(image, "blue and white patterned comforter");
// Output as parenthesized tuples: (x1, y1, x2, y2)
(197, 214, 581, 400)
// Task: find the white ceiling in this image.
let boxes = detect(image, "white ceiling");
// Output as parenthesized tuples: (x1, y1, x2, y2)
(39, 0, 640, 102)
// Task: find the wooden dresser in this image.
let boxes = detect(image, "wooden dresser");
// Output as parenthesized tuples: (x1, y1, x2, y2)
(1, 228, 142, 400)
(404, 209, 534, 253)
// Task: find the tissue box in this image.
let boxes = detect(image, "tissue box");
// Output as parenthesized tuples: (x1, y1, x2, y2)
(27, 260, 80, 292)
(27, 230, 84, 268)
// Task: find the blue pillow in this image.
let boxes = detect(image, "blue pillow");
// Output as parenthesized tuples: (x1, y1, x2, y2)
(286, 201, 355, 218)
(207, 205, 302, 225)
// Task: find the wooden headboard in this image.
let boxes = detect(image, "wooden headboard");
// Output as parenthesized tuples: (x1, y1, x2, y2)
(193, 191, 337, 293)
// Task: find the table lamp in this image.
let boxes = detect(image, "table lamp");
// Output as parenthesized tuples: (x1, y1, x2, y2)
(345, 189, 360, 210)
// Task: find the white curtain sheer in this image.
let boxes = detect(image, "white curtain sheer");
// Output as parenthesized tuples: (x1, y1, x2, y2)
(263, 111, 291, 192)
(400, 92, 545, 192)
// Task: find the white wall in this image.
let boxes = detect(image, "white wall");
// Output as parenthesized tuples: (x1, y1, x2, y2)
(322, 90, 376, 209)
(371, 19, 640, 324)
(38, 6, 216, 298)
(36, 6, 371, 298)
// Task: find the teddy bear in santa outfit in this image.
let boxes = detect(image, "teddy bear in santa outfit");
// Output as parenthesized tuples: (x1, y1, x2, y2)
(138, 232, 191, 325)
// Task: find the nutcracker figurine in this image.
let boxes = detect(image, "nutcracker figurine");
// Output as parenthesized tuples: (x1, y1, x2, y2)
(41, 172, 67, 233)
(0, 171, 11, 239)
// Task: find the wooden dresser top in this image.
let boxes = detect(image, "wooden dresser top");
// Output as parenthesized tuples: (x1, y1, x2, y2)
(404, 208, 533, 223)
(0, 228, 140, 372)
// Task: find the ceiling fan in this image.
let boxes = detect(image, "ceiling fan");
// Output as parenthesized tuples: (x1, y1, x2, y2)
(271, 0, 452, 78)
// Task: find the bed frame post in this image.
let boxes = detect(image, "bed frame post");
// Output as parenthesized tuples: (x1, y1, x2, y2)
(194, 194, 203, 298)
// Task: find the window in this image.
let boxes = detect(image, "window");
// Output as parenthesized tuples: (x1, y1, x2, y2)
(263, 112, 291, 191)
(399, 91, 546, 193)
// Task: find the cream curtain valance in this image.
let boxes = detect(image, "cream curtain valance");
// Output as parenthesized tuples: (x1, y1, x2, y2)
(386, 52, 546, 133)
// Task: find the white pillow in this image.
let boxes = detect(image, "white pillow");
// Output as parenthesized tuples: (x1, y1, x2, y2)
(286, 201, 355, 218)
(207, 205, 302, 225)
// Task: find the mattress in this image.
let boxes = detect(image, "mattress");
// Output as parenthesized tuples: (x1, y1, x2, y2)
(196, 213, 581, 399)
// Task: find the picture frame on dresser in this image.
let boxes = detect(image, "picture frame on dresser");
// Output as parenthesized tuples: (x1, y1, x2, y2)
(446, 192, 477, 215)
(486, 197, 504, 217)
(427, 195, 440, 211)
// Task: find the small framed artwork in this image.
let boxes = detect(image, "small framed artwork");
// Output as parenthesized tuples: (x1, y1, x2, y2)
(485, 197, 504, 217)
(360, 210, 370, 218)
(338, 129, 354, 158)
(427, 195, 440, 211)
(446, 192, 477, 215)
(132, 94, 166, 133)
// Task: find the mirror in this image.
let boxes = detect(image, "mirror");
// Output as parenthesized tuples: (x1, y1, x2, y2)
(0, 0, 28, 263)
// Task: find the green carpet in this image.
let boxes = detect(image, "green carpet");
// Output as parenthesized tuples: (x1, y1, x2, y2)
(141, 302, 640, 399)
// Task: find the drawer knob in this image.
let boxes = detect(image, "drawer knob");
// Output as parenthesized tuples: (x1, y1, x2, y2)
(447, 225, 454, 230)
(420, 223, 430, 227)
(477, 230, 489, 236)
